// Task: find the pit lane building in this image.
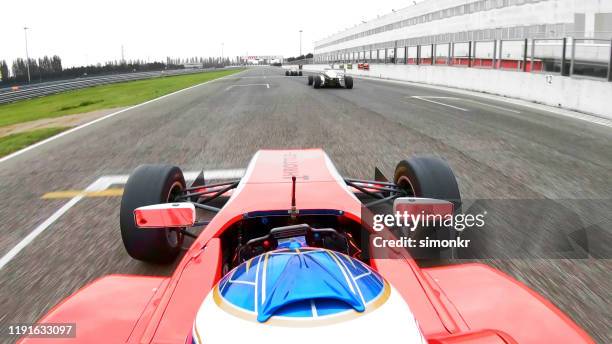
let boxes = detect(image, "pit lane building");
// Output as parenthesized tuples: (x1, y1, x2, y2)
(313, 0, 612, 78)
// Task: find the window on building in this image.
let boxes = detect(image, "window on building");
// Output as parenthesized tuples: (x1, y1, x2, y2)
(419, 45, 433, 64)
(386, 48, 395, 63)
(594, 13, 612, 39)
(396, 46, 405, 63)
(435, 43, 450, 64)
(407, 46, 418, 64)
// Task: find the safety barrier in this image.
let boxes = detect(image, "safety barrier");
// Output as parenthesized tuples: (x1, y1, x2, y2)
(0, 67, 239, 104)
(302, 62, 612, 120)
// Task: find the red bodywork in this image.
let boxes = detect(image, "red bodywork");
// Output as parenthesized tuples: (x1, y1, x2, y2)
(21, 149, 593, 343)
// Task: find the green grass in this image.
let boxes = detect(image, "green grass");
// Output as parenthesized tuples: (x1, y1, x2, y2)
(0, 69, 243, 128)
(0, 127, 68, 157)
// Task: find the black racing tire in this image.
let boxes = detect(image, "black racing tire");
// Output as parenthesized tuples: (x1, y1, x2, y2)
(394, 156, 461, 259)
(298, 71, 303, 76)
(285, 71, 289, 76)
(345, 76, 354, 89)
(308, 75, 314, 85)
(394, 157, 461, 207)
(120, 164, 186, 264)
(313, 76, 322, 89)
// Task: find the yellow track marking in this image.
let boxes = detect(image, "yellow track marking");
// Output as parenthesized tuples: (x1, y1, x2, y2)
(42, 188, 124, 199)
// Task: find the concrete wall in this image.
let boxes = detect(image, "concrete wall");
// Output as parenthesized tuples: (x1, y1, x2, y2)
(303, 64, 612, 119)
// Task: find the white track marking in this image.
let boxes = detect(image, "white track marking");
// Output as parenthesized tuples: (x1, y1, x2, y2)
(459, 98, 522, 113)
(0, 175, 105, 271)
(225, 83, 270, 91)
(359, 76, 611, 128)
(0, 70, 247, 165)
(0, 197, 83, 270)
(410, 96, 456, 99)
(197, 168, 245, 181)
(0, 168, 244, 271)
(409, 96, 521, 113)
(98, 168, 246, 186)
(410, 96, 469, 112)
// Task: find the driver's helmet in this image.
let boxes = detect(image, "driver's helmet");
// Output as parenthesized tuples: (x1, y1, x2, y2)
(189, 246, 426, 343)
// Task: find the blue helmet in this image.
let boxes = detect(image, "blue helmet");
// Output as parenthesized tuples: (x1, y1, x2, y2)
(191, 247, 425, 344)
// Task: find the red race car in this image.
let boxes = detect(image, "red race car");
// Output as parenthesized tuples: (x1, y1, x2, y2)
(358, 63, 370, 70)
(21, 149, 593, 344)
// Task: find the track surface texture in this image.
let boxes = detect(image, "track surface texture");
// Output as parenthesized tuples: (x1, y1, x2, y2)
(0, 67, 610, 343)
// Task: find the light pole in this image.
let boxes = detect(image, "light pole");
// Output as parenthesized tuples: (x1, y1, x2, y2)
(23, 26, 31, 83)
(299, 30, 303, 57)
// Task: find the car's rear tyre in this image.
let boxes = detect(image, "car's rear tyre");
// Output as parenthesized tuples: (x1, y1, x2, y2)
(120, 164, 186, 264)
(345, 76, 354, 89)
(298, 71, 303, 76)
(394, 156, 461, 259)
(313, 76, 322, 89)
(308, 75, 313, 85)
(285, 71, 289, 76)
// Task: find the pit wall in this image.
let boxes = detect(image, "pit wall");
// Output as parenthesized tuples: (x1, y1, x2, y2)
(301, 64, 612, 120)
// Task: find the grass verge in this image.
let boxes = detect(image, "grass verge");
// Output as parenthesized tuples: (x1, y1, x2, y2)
(0, 68, 243, 128)
(0, 127, 68, 157)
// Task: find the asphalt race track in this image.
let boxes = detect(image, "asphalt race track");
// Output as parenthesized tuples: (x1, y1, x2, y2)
(0, 67, 610, 343)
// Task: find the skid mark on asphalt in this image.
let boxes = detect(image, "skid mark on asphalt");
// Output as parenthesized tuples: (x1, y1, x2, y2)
(0, 168, 245, 270)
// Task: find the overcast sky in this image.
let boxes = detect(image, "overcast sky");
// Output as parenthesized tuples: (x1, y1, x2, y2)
(1, 0, 424, 67)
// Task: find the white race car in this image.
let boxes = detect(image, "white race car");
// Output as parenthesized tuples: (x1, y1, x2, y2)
(308, 68, 354, 89)
(285, 66, 303, 76)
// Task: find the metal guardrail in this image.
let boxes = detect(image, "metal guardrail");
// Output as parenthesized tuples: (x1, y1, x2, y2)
(0, 68, 236, 104)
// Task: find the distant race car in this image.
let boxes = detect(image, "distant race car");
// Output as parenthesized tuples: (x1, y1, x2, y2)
(357, 62, 370, 70)
(308, 68, 353, 89)
(21, 149, 594, 343)
(285, 65, 302, 76)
